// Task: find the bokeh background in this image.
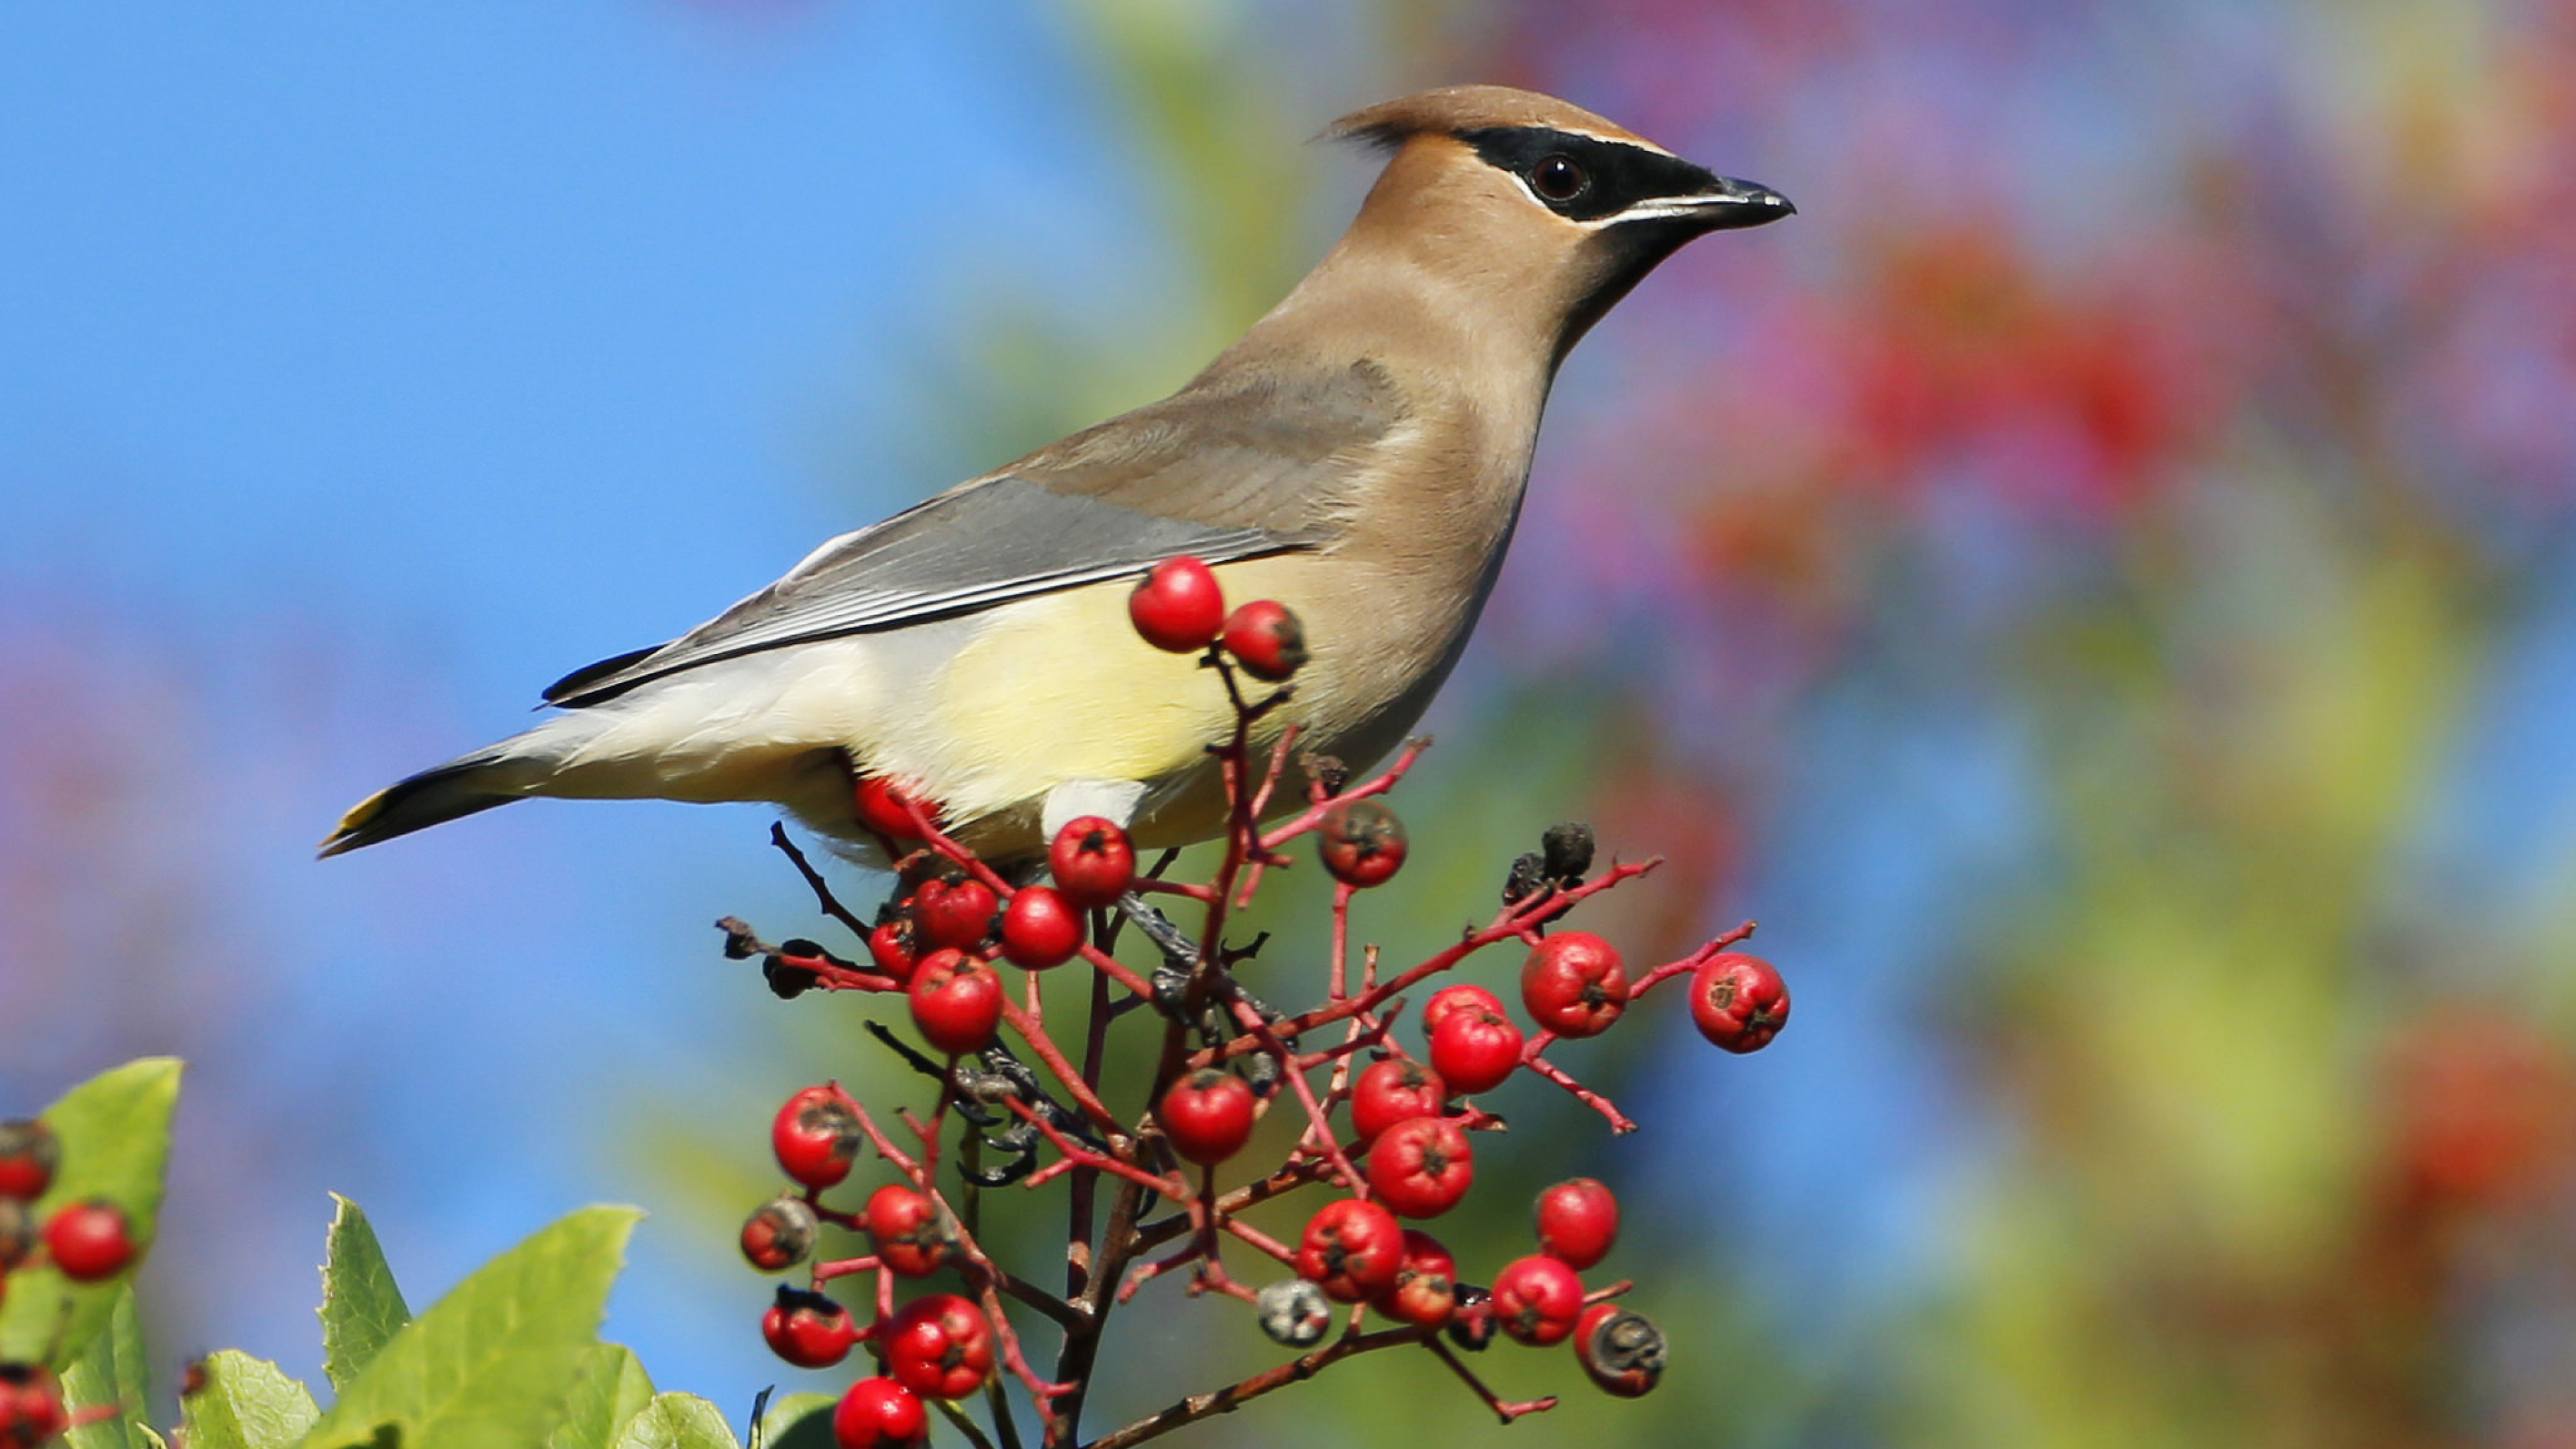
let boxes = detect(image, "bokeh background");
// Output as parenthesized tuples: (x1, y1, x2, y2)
(9, 0, 2576, 1444)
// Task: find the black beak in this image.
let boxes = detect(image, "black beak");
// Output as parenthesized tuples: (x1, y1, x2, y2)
(1680, 174, 1796, 231)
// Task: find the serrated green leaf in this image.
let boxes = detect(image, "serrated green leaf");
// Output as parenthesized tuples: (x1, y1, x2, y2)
(60, 1283, 152, 1449)
(182, 1352, 323, 1449)
(318, 1195, 410, 1392)
(542, 1344, 656, 1449)
(610, 1393, 739, 1449)
(294, 1205, 642, 1449)
(0, 1059, 182, 1366)
(757, 1395, 836, 1449)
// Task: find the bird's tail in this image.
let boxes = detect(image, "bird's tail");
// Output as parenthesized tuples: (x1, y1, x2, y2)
(319, 748, 534, 857)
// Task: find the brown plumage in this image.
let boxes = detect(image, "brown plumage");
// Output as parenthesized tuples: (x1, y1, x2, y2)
(321, 85, 1792, 862)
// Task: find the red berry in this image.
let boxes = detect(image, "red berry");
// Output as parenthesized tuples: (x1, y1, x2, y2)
(1519, 932, 1629, 1038)
(913, 878, 998, 952)
(832, 1376, 928, 1449)
(1128, 556, 1226, 653)
(863, 1184, 953, 1278)
(908, 951, 1003, 1056)
(1293, 1197, 1405, 1303)
(1428, 1006, 1523, 1095)
(1317, 800, 1406, 888)
(999, 886, 1084, 969)
(1157, 1070, 1258, 1166)
(1491, 1254, 1585, 1346)
(1350, 1059, 1446, 1146)
(1221, 600, 1307, 681)
(1533, 1178, 1619, 1271)
(867, 917, 922, 984)
(0, 1120, 58, 1202)
(773, 1085, 863, 1190)
(1690, 952, 1790, 1053)
(1366, 1116, 1474, 1219)
(1049, 817, 1136, 908)
(881, 1293, 995, 1400)
(1375, 1230, 1459, 1328)
(0, 1364, 67, 1447)
(741, 1195, 820, 1273)
(1572, 1302, 1666, 1397)
(1421, 984, 1506, 1038)
(763, 1285, 860, 1368)
(853, 775, 943, 842)
(42, 1199, 134, 1281)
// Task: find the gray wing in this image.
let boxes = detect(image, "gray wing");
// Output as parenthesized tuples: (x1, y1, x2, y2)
(543, 357, 1402, 707)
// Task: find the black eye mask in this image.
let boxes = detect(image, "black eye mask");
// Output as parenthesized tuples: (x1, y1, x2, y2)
(1455, 126, 1723, 224)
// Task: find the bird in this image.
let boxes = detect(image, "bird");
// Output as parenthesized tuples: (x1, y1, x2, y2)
(320, 85, 1792, 865)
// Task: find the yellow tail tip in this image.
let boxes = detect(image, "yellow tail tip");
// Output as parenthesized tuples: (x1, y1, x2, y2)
(317, 790, 389, 858)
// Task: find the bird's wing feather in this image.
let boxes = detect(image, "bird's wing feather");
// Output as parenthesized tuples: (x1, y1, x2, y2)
(543, 357, 1402, 707)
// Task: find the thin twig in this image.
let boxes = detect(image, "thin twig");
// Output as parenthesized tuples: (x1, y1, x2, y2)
(766, 822, 872, 936)
(1423, 1336, 1558, 1424)
(1077, 1327, 1429, 1449)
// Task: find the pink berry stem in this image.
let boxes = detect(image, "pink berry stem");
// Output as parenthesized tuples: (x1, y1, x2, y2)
(865, 1102, 1085, 1340)
(807, 1253, 881, 1286)
(1000, 1098, 1186, 1202)
(1195, 859, 1664, 1067)
(1117, 1238, 1208, 1303)
(1252, 737, 1432, 853)
(973, 1272, 1079, 1406)
(902, 797, 1023, 901)
(1213, 1213, 1296, 1266)
(1291, 1015, 1393, 1073)
(1226, 724, 1307, 908)
(1069, 941, 1159, 1002)
(1068, 959, 1116, 1295)
(1582, 1278, 1637, 1304)
(1624, 921, 1762, 1002)
(998, 994, 1129, 1139)
(1329, 881, 1355, 1002)
(1421, 1336, 1560, 1426)
(1518, 1032, 1641, 1134)
(1220, 988, 1366, 1196)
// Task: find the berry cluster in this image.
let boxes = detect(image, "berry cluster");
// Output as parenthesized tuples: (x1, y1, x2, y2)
(716, 556, 1790, 1448)
(1, 1118, 142, 1447)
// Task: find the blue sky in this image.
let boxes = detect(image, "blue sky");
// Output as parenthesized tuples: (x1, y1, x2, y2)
(1, 0, 1159, 1402)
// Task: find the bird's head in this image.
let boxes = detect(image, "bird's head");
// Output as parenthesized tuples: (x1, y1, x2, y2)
(1323, 86, 1793, 368)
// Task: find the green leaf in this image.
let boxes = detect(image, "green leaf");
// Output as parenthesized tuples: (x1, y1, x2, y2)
(756, 1395, 836, 1449)
(318, 1195, 411, 1392)
(294, 1205, 643, 1449)
(182, 1352, 323, 1449)
(610, 1393, 740, 1449)
(60, 1283, 152, 1449)
(542, 1344, 657, 1449)
(0, 1059, 183, 1366)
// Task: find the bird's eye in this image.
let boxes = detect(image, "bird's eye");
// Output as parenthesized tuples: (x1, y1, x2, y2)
(1529, 155, 1589, 203)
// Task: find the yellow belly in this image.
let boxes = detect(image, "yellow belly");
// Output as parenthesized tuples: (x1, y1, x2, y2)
(897, 557, 1342, 848)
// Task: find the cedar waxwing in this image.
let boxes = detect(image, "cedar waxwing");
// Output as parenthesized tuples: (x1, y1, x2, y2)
(321, 85, 1792, 864)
